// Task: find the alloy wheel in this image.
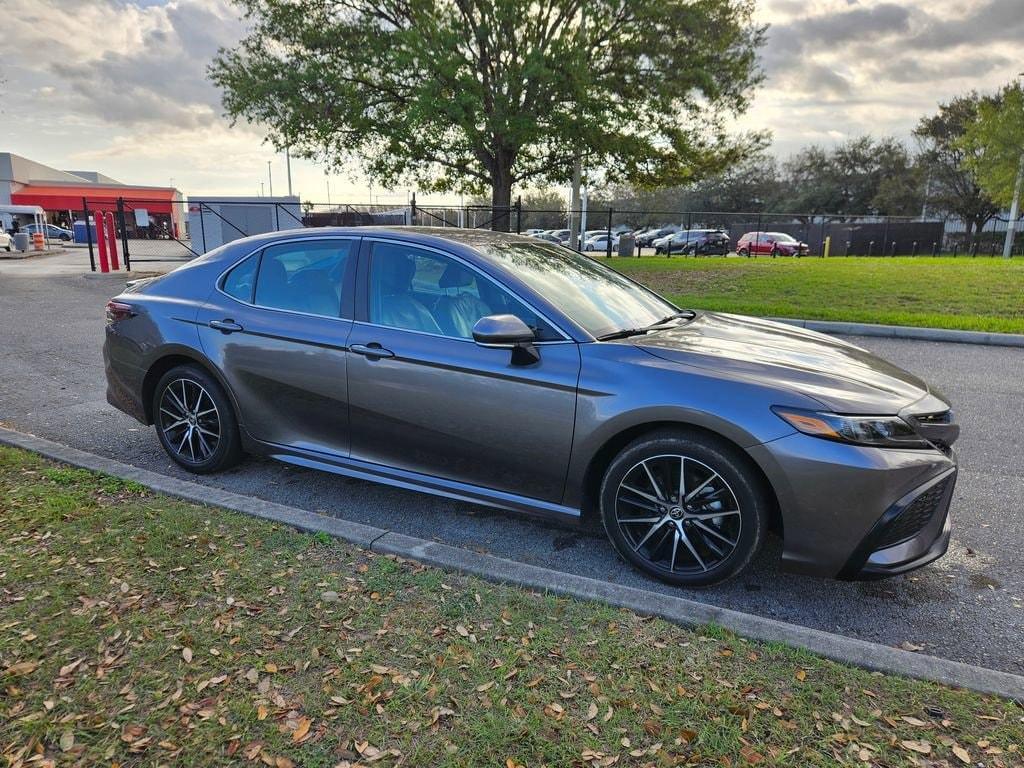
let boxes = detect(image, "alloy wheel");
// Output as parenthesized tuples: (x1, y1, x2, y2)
(158, 378, 221, 463)
(614, 454, 742, 575)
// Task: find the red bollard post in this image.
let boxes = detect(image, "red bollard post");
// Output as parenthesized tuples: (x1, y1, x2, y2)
(96, 213, 110, 273)
(106, 211, 120, 270)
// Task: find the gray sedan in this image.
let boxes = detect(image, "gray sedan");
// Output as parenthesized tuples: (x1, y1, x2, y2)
(103, 228, 958, 586)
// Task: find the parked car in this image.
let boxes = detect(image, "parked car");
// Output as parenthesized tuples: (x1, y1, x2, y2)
(547, 229, 571, 244)
(0, 230, 11, 251)
(635, 226, 679, 247)
(575, 229, 607, 248)
(533, 232, 564, 245)
(21, 223, 73, 241)
(583, 233, 618, 252)
(654, 229, 731, 256)
(523, 229, 546, 236)
(736, 231, 808, 257)
(104, 228, 959, 587)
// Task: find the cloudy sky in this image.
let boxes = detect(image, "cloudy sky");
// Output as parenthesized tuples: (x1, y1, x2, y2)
(3, 0, 1021, 202)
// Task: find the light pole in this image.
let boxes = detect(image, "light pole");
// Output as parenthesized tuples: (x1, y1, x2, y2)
(267, 161, 274, 198)
(285, 148, 292, 197)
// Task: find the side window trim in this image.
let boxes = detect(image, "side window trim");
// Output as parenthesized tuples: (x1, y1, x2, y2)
(216, 236, 359, 321)
(356, 237, 572, 343)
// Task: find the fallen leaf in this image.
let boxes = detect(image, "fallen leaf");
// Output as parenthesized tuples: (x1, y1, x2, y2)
(952, 745, 971, 764)
(901, 716, 928, 727)
(59, 731, 75, 751)
(795, 669, 807, 682)
(182, 647, 193, 663)
(257, 705, 268, 721)
(900, 740, 932, 755)
(292, 717, 311, 742)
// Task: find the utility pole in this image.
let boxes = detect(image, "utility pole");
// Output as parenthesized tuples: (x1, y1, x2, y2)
(267, 161, 273, 198)
(1003, 153, 1022, 258)
(1002, 73, 1024, 259)
(568, 8, 586, 251)
(285, 148, 292, 197)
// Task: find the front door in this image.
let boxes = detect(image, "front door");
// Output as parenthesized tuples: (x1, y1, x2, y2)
(197, 237, 357, 456)
(346, 239, 580, 503)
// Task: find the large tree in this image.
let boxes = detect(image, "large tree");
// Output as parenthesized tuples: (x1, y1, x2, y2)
(210, 0, 765, 228)
(914, 93, 1000, 238)
(774, 137, 922, 219)
(960, 82, 1024, 209)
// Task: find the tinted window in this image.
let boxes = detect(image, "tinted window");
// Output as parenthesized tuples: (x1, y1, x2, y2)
(254, 240, 351, 317)
(474, 240, 676, 338)
(222, 253, 259, 301)
(368, 242, 559, 340)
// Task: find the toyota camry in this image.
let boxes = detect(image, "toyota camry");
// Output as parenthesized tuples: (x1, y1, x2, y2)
(103, 228, 959, 586)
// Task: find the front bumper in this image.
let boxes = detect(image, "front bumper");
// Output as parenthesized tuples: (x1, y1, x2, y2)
(748, 432, 957, 579)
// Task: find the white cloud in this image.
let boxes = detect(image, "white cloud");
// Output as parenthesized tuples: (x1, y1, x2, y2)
(3, 0, 1021, 196)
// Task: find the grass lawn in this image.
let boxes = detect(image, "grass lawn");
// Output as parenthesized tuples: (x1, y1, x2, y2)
(1, 446, 1021, 767)
(607, 256, 1024, 334)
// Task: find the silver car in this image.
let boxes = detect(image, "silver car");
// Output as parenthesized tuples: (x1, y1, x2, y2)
(103, 228, 959, 586)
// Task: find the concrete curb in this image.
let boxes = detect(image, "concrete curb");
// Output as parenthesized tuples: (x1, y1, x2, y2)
(771, 317, 1024, 348)
(2, 426, 1022, 701)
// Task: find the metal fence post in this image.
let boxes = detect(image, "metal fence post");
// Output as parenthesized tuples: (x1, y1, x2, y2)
(515, 196, 522, 234)
(116, 197, 131, 271)
(82, 197, 95, 272)
(199, 203, 207, 253)
(606, 207, 613, 258)
(881, 217, 889, 256)
(410, 192, 417, 227)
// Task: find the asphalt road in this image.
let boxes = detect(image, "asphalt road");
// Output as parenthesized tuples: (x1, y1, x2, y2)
(2, 261, 1022, 674)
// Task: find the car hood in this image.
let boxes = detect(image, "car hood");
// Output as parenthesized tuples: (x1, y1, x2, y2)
(631, 312, 936, 414)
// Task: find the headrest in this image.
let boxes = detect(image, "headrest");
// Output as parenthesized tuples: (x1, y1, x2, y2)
(439, 262, 475, 289)
(378, 254, 416, 293)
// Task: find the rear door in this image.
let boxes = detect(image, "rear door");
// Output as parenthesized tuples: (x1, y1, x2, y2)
(345, 238, 581, 502)
(197, 237, 357, 456)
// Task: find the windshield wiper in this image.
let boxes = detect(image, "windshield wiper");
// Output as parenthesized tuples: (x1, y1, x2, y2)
(647, 310, 697, 327)
(596, 311, 697, 341)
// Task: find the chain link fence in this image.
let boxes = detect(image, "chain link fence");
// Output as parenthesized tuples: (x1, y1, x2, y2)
(72, 194, 1023, 271)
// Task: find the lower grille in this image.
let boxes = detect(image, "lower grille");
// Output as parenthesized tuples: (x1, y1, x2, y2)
(876, 476, 951, 548)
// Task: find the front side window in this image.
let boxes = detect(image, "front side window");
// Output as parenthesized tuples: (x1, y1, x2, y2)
(367, 242, 559, 340)
(253, 240, 352, 317)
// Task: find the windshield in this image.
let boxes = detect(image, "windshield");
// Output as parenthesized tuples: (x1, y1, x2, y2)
(769, 232, 797, 243)
(475, 240, 678, 339)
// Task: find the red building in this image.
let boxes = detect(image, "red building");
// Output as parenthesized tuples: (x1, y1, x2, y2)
(1, 153, 185, 237)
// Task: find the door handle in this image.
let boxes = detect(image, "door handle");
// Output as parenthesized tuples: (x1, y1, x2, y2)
(350, 343, 394, 359)
(209, 319, 243, 333)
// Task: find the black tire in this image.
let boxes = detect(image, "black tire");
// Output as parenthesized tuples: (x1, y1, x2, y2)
(599, 429, 769, 587)
(737, 247, 749, 257)
(153, 364, 242, 474)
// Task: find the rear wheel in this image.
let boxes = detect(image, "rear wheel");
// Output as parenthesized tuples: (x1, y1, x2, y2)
(599, 430, 768, 586)
(153, 365, 242, 474)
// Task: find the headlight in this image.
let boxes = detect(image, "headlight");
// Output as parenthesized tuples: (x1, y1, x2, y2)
(771, 406, 931, 449)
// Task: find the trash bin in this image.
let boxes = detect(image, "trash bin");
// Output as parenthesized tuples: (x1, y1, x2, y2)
(617, 234, 635, 258)
(12, 233, 30, 252)
(73, 220, 97, 244)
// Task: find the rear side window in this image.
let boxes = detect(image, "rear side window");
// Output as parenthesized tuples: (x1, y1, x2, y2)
(222, 253, 259, 301)
(254, 240, 352, 317)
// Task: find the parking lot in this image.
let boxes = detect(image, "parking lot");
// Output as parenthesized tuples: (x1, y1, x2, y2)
(1, 260, 1022, 675)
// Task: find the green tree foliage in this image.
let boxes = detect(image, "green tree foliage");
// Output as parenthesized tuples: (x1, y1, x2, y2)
(914, 93, 1000, 237)
(774, 137, 922, 219)
(961, 83, 1024, 209)
(209, 0, 765, 228)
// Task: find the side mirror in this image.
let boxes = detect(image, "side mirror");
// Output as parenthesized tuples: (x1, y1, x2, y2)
(472, 314, 540, 365)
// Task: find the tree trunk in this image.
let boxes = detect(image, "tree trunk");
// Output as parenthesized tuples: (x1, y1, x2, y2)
(490, 164, 513, 232)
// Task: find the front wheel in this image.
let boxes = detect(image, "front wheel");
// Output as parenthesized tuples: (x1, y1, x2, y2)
(599, 430, 769, 586)
(737, 247, 749, 257)
(153, 365, 242, 473)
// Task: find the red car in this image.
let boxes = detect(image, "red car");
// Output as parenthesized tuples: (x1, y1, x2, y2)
(736, 231, 809, 257)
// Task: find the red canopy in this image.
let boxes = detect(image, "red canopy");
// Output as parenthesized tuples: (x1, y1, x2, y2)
(12, 184, 179, 214)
